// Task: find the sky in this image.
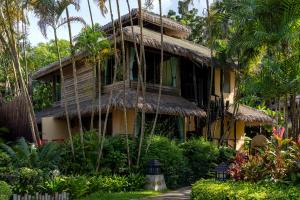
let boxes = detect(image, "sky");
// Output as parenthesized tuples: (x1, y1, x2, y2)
(27, 0, 211, 46)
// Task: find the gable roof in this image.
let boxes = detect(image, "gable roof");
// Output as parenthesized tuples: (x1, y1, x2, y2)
(122, 26, 211, 65)
(102, 8, 191, 39)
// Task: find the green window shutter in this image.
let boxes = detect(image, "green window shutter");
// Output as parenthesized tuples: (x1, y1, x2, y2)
(163, 57, 177, 87)
(129, 48, 136, 80)
(178, 116, 185, 142)
(171, 57, 177, 87)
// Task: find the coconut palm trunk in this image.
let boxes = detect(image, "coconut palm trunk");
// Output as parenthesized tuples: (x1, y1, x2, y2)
(96, 0, 119, 171)
(65, 7, 85, 159)
(205, 0, 214, 140)
(146, 0, 164, 152)
(125, 0, 145, 137)
(87, 0, 95, 28)
(0, 1, 40, 144)
(136, 0, 147, 166)
(53, 28, 75, 156)
(115, 0, 131, 170)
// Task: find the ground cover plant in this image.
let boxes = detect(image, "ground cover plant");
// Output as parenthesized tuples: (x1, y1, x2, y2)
(191, 179, 300, 200)
(79, 191, 161, 200)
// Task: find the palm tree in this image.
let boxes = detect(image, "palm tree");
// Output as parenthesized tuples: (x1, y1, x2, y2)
(0, 0, 40, 144)
(115, 0, 131, 169)
(64, 3, 87, 159)
(146, 0, 164, 153)
(136, 0, 147, 166)
(95, 0, 120, 171)
(32, 0, 86, 156)
(75, 24, 111, 166)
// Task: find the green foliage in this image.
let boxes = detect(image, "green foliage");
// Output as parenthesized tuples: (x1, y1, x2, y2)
(75, 24, 110, 60)
(11, 167, 44, 194)
(180, 138, 219, 183)
(0, 138, 62, 170)
(229, 130, 300, 183)
(67, 176, 90, 199)
(0, 181, 11, 200)
(191, 179, 300, 200)
(33, 81, 53, 111)
(27, 40, 70, 72)
(61, 131, 132, 175)
(140, 136, 189, 188)
(79, 191, 161, 200)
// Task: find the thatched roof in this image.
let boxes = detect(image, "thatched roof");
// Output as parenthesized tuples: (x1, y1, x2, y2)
(36, 89, 206, 122)
(227, 104, 273, 124)
(122, 26, 211, 64)
(102, 9, 191, 39)
(32, 52, 85, 79)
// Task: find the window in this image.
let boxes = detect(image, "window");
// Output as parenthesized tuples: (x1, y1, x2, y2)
(130, 48, 178, 87)
(224, 70, 231, 93)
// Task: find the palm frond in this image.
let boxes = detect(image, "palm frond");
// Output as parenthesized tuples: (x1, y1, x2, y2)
(57, 16, 86, 29)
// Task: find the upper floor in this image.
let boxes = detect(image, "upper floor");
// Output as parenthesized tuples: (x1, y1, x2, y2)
(32, 9, 236, 110)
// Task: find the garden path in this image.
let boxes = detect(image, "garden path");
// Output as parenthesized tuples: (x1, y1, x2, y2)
(145, 187, 191, 200)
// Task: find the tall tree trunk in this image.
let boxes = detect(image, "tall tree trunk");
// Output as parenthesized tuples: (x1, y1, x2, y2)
(136, 0, 147, 167)
(220, 68, 225, 145)
(87, 0, 95, 28)
(126, 0, 144, 138)
(96, 0, 119, 171)
(53, 28, 74, 157)
(97, 59, 102, 140)
(146, 0, 163, 152)
(65, 7, 84, 158)
(205, 0, 214, 140)
(1, 2, 40, 144)
(116, 0, 131, 170)
(90, 58, 97, 130)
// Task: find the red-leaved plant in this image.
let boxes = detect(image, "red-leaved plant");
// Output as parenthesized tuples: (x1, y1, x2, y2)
(228, 152, 248, 181)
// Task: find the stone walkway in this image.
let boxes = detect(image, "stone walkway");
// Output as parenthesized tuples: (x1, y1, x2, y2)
(146, 187, 191, 200)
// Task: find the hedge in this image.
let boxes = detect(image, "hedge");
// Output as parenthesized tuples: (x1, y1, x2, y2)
(191, 179, 300, 200)
(0, 181, 12, 200)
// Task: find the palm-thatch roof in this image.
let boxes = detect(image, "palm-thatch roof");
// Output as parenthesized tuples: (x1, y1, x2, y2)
(32, 52, 85, 79)
(122, 26, 211, 65)
(102, 8, 191, 39)
(227, 104, 273, 124)
(36, 89, 206, 122)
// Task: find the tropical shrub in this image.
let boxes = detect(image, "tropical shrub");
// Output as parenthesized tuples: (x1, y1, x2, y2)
(0, 181, 11, 200)
(228, 128, 300, 183)
(61, 131, 132, 175)
(228, 152, 248, 181)
(11, 167, 45, 194)
(180, 138, 219, 183)
(140, 136, 189, 188)
(191, 179, 300, 200)
(0, 138, 62, 170)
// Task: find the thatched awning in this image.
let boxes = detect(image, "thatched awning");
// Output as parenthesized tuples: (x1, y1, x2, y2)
(227, 104, 273, 124)
(36, 89, 206, 122)
(102, 9, 191, 39)
(122, 26, 211, 65)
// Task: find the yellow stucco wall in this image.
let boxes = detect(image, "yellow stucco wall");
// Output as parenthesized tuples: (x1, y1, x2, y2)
(204, 118, 245, 150)
(214, 68, 235, 104)
(112, 109, 135, 135)
(42, 117, 69, 141)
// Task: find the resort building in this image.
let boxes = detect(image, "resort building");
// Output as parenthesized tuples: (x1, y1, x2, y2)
(34, 9, 272, 150)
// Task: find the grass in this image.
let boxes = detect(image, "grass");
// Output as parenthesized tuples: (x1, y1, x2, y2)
(80, 191, 161, 200)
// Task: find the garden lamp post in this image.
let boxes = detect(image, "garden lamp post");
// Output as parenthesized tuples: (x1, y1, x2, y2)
(215, 162, 228, 181)
(145, 160, 167, 191)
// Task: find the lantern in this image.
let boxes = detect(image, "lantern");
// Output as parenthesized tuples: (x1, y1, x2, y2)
(147, 160, 162, 175)
(215, 162, 228, 181)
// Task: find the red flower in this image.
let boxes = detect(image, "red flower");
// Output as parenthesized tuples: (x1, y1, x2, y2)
(272, 127, 285, 140)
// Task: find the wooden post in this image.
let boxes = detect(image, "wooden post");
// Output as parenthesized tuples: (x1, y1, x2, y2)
(234, 120, 237, 150)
